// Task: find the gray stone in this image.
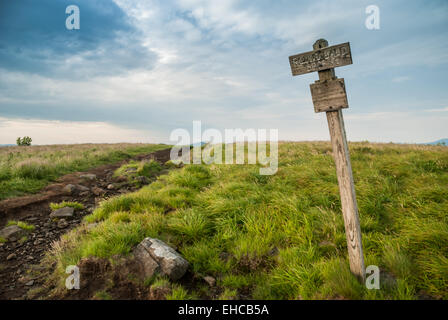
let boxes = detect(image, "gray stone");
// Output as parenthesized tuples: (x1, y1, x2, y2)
(63, 184, 89, 195)
(80, 173, 96, 180)
(25, 280, 34, 286)
(107, 184, 115, 190)
(91, 187, 105, 196)
(134, 238, 189, 281)
(62, 184, 77, 195)
(57, 219, 69, 229)
(0, 225, 25, 242)
(6, 253, 17, 261)
(203, 276, 216, 287)
(50, 207, 74, 219)
(76, 184, 90, 192)
(134, 244, 160, 279)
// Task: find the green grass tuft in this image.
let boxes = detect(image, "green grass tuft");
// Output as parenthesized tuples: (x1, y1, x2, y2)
(41, 142, 448, 299)
(7, 220, 35, 231)
(50, 201, 85, 211)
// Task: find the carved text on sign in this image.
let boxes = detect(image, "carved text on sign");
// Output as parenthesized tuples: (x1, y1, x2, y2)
(289, 42, 352, 76)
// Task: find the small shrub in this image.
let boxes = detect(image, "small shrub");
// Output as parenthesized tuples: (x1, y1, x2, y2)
(50, 201, 84, 211)
(16, 136, 32, 146)
(94, 291, 112, 300)
(7, 220, 35, 231)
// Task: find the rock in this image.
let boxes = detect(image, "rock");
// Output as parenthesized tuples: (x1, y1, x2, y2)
(107, 184, 115, 190)
(79, 191, 90, 197)
(134, 238, 189, 281)
(25, 280, 34, 286)
(62, 184, 77, 195)
(6, 253, 17, 261)
(125, 167, 137, 174)
(76, 185, 90, 192)
(50, 207, 74, 219)
(80, 174, 96, 180)
(57, 219, 69, 229)
(114, 176, 128, 183)
(63, 184, 89, 195)
(91, 187, 105, 196)
(0, 225, 26, 242)
(135, 176, 150, 185)
(134, 245, 161, 279)
(203, 276, 216, 287)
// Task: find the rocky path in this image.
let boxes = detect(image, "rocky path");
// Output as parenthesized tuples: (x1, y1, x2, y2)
(0, 148, 171, 300)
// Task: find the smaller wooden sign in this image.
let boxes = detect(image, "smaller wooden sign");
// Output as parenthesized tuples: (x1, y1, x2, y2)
(289, 42, 352, 76)
(310, 78, 348, 113)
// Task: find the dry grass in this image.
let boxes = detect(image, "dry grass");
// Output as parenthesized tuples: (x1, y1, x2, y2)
(0, 143, 169, 200)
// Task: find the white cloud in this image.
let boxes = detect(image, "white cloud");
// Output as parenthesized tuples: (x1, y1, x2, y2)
(1, 1, 447, 145)
(0, 117, 163, 145)
(392, 76, 411, 83)
(426, 107, 448, 112)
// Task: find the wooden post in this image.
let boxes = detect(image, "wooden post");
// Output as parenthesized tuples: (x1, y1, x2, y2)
(326, 109, 365, 281)
(289, 39, 365, 282)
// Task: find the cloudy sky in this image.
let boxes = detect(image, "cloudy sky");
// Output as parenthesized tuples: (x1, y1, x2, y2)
(0, 0, 447, 144)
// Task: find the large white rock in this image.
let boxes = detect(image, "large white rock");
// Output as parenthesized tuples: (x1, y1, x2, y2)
(134, 238, 189, 281)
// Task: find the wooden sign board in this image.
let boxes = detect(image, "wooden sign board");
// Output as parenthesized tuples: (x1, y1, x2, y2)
(288, 39, 366, 282)
(310, 78, 348, 113)
(289, 42, 352, 76)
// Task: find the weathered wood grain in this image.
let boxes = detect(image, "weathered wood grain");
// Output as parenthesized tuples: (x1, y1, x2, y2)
(289, 39, 365, 282)
(289, 42, 352, 76)
(310, 78, 348, 113)
(326, 109, 365, 282)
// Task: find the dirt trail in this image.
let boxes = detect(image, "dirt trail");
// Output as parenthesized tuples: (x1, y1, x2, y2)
(0, 148, 171, 300)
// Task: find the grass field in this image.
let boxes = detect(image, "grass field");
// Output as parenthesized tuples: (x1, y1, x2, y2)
(0, 143, 169, 200)
(45, 141, 448, 299)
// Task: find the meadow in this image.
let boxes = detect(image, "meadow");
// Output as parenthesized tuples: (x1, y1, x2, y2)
(44, 142, 448, 299)
(0, 143, 169, 200)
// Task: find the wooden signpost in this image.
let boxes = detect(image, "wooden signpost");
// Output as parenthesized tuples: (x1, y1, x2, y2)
(289, 39, 365, 282)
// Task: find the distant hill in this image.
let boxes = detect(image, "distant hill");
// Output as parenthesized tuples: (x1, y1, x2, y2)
(0, 144, 15, 147)
(426, 139, 448, 146)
